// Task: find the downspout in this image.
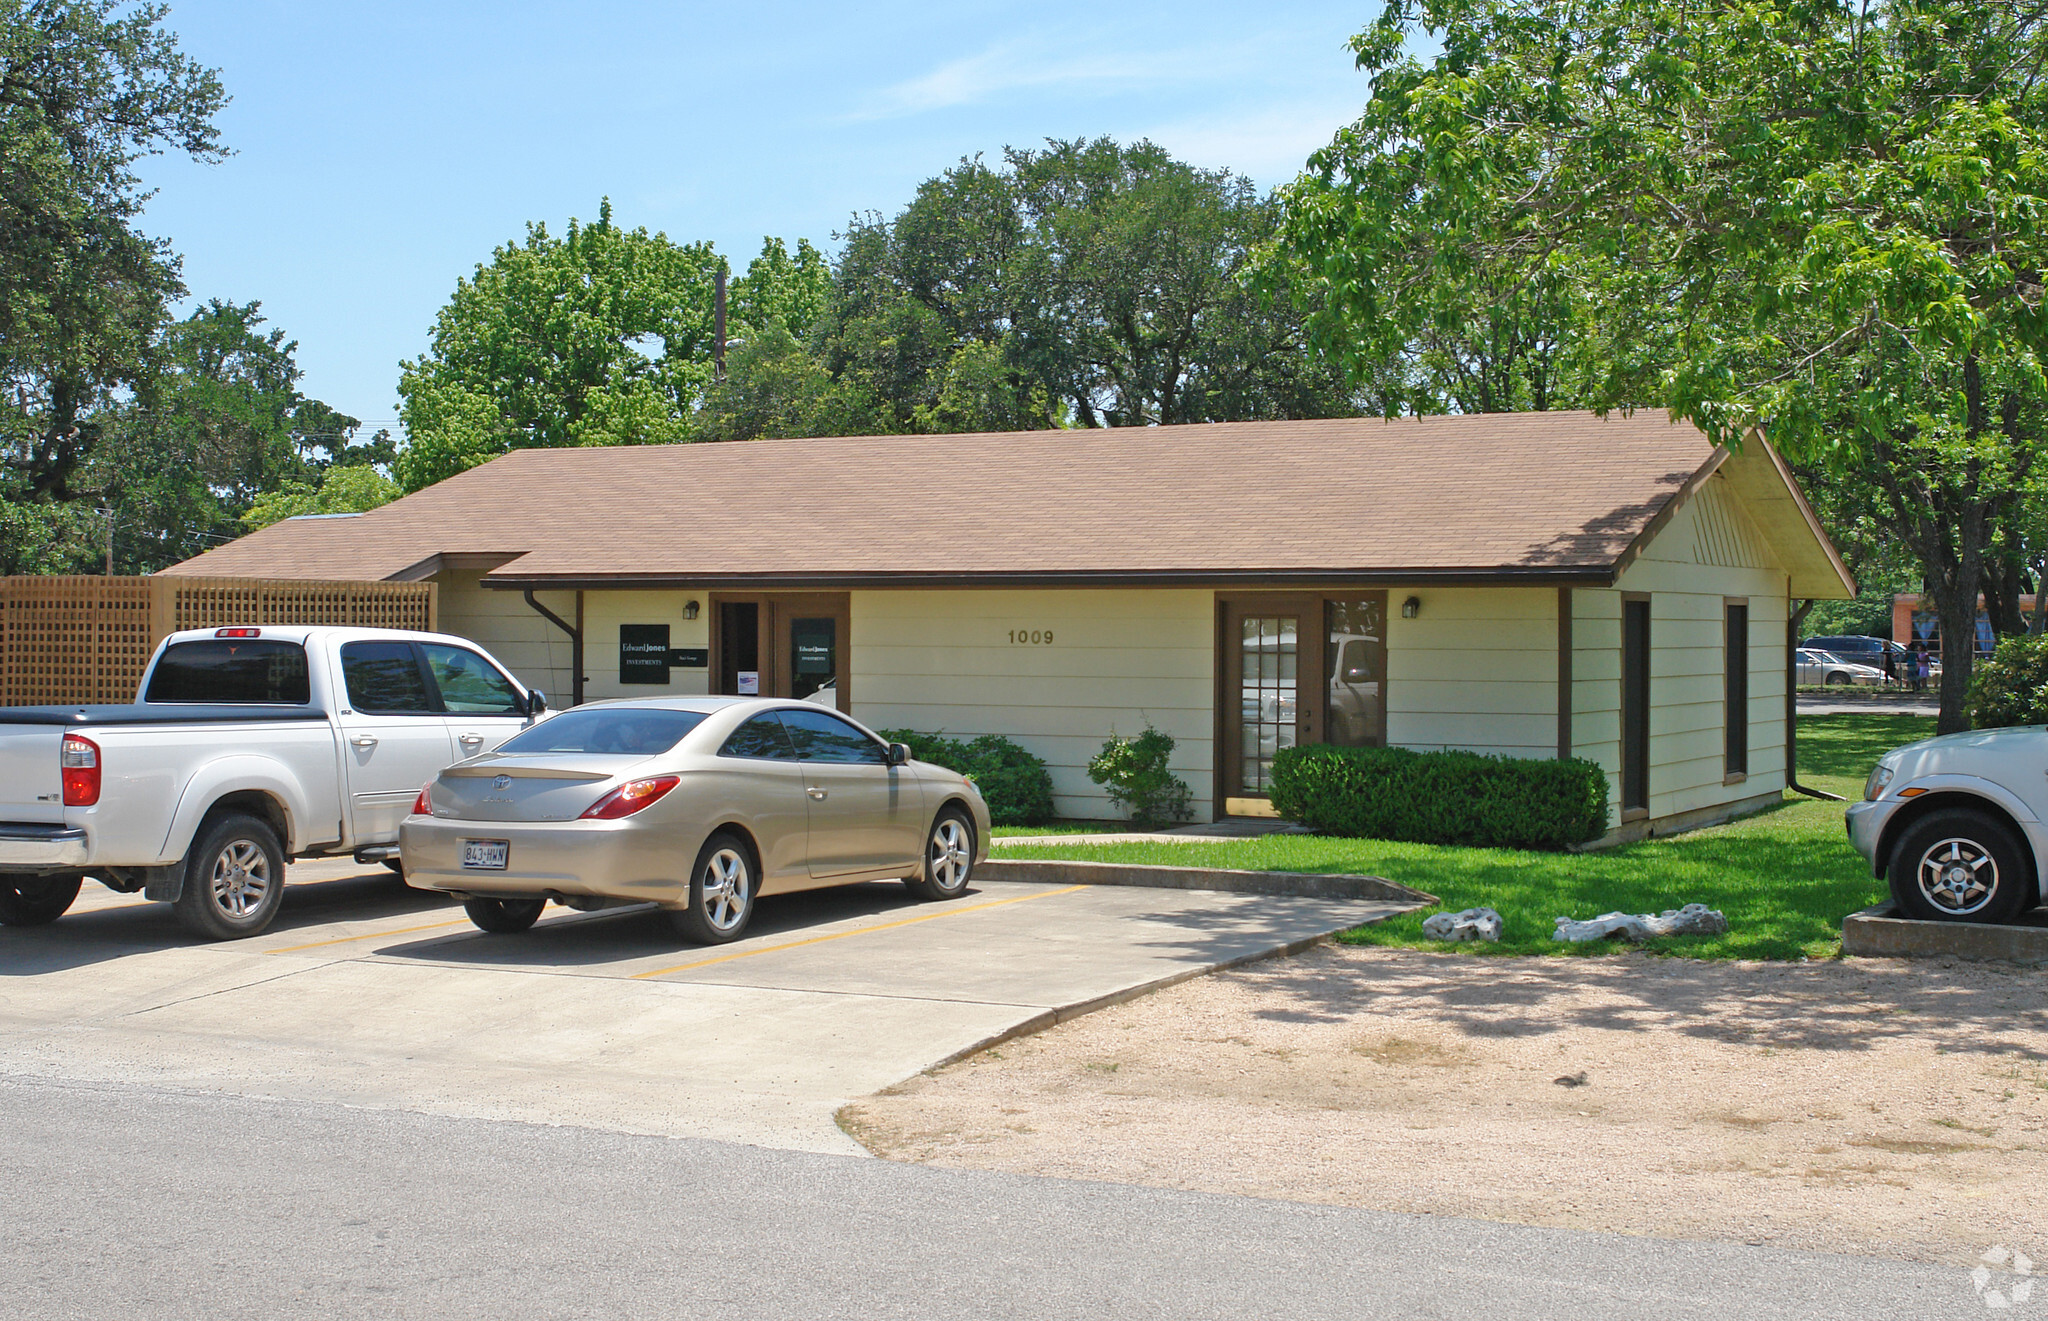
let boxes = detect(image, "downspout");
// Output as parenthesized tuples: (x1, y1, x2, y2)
(523, 588, 583, 708)
(1786, 598, 1844, 801)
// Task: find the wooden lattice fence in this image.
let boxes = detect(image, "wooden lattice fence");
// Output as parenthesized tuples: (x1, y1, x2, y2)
(1, 576, 436, 706)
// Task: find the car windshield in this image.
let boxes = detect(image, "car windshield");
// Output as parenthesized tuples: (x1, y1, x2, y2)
(494, 708, 706, 757)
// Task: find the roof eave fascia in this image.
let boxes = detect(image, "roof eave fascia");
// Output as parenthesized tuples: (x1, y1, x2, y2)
(1749, 425, 1858, 598)
(480, 566, 1619, 592)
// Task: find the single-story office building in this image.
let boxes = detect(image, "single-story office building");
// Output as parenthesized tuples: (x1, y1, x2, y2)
(165, 411, 1854, 840)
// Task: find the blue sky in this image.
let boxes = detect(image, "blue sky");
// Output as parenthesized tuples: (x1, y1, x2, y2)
(134, 2, 1377, 432)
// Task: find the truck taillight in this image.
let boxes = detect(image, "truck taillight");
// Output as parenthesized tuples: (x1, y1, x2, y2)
(61, 734, 100, 806)
(214, 627, 261, 638)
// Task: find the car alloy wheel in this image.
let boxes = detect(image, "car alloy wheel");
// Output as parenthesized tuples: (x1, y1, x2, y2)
(1916, 837, 1998, 917)
(905, 808, 975, 901)
(700, 846, 751, 934)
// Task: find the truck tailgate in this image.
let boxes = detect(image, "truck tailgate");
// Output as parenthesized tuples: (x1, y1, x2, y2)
(0, 723, 63, 823)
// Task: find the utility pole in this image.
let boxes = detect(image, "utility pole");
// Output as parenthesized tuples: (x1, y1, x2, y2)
(714, 265, 727, 381)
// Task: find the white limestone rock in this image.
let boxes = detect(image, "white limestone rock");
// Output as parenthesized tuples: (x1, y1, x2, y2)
(1552, 903, 1728, 943)
(1422, 907, 1503, 942)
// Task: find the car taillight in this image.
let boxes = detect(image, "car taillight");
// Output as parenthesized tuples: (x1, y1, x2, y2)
(412, 782, 434, 816)
(61, 734, 100, 806)
(580, 775, 680, 820)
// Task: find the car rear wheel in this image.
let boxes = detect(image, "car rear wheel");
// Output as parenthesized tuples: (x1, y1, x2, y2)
(463, 897, 546, 933)
(1888, 809, 2036, 924)
(673, 832, 755, 944)
(1826, 671, 1851, 686)
(174, 814, 287, 941)
(903, 808, 975, 901)
(0, 875, 82, 927)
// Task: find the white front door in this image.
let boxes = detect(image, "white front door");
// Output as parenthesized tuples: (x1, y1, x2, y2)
(336, 639, 456, 843)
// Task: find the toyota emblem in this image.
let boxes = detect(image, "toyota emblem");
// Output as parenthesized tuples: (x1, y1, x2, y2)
(492, 775, 512, 791)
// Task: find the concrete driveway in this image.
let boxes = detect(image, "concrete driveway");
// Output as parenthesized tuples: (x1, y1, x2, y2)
(0, 860, 1410, 1154)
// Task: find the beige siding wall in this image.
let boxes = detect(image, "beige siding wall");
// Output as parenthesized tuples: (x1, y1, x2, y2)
(1383, 587, 1557, 757)
(851, 588, 1215, 821)
(1581, 474, 1791, 829)
(579, 591, 712, 702)
(432, 569, 578, 704)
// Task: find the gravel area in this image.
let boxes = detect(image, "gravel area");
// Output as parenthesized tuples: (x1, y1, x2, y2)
(842, 945, 2048, 1265)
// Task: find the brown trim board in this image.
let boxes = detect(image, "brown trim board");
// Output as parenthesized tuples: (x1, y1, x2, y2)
(482, 566, 1619, 592)
(1557, 586, 1573, 759)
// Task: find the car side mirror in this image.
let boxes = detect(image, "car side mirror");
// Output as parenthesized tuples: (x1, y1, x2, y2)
(887, 742, 910, 767)
(526, 689, 548, 716)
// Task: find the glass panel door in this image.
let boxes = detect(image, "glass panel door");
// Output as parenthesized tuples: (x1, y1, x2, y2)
(1238, 615, 1298, 794)
(1220, 594, 1324, 806)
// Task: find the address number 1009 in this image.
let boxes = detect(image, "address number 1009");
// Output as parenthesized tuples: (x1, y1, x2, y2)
(1008, 629, 1054, 645)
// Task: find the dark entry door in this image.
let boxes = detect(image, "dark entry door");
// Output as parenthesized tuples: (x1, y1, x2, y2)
(713, 594, 852, 712)
(1621, 597, 1651, 812)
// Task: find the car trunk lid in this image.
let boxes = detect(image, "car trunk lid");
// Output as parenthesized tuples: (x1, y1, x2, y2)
(433, 754, 648, 822)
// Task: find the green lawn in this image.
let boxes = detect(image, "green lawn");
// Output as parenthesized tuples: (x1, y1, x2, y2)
(995, 714, 1936, 960)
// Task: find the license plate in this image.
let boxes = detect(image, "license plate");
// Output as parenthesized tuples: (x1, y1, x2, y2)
(460, 839, 509, 870)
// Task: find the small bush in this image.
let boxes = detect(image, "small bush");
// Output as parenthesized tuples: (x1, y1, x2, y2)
(878, 729, 1055, 826)
(1268, 745, 1608, 850)
(1087, 726, 1193, 827)
(1969, 632, 2048, 729)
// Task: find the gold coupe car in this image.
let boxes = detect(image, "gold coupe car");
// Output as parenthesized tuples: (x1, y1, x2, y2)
(400, 697, 991, 942)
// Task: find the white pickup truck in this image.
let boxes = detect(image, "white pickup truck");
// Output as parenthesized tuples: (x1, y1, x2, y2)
(0, 626, 546, 939)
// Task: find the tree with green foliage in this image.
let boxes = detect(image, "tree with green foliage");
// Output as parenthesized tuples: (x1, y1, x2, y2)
(707, 138, 1357, 441)
(1279, 0, 2048, 733)
(0, 0, 227, 568)
(240, 465, 400, 531)
(81, 300, 368, 570)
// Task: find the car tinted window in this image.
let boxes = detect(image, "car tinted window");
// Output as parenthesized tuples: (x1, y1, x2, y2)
(777, 708, 885, 765)
(145, 640, 310, 704)
(496, 708, 706, 756)
(720, 712, 798, 760)
(341, 641, 436, 714)
(422, 643, 524, 714)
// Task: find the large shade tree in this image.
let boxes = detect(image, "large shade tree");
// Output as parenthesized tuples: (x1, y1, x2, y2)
(0, 0, 228, 568)
(1278, 0, 2048, 731)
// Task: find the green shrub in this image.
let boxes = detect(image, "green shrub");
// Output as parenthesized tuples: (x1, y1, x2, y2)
(1268, 745, 1609, 849)
(1087, 726, 1193, 827)
(1969, 632, 2048, 729)
(877, 729, 1055, 826)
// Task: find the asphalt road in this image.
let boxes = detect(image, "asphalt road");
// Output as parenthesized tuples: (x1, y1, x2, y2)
(1, 1075, 1995, 1321)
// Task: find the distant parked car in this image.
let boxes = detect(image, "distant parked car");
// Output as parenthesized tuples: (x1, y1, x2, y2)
(1803, 634, 1917, 678)
(1847, 729, 2048, 924)
(402, 697, 992, 943)
(1796, 648, 1889, 686)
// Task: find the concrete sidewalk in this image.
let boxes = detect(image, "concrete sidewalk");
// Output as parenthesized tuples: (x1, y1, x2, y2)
(0, 860, 1415, 1154)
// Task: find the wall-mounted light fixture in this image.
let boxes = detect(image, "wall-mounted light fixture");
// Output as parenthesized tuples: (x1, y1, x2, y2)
(1401, 595, 1422, 619)
(683, 600, 700, 620)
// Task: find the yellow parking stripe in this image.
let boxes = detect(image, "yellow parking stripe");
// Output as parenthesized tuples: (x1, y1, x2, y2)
(267, 917, 473, 953)
(630, 884, 1088, 980)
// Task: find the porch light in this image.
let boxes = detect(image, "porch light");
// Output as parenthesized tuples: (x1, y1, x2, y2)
(683, 600, 700, 620)
(1401, 596, 1421, 619)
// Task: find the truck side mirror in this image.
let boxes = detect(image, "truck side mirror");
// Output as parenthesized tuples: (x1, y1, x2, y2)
(526, 689, 548, 716)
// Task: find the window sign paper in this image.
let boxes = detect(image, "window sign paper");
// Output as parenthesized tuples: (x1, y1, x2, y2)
(737, 670, 760, 695)
(619, 624, 671, 685)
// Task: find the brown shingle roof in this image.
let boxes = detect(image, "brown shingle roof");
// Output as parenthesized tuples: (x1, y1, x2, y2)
(160, 411, 1837, 590)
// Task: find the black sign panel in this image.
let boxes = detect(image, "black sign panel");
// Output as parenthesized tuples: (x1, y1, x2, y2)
(619, 624, 671, 685)
(669, 648, 708, 668)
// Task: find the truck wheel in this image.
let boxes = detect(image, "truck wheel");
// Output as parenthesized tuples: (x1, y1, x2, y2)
(1888, 808, 2035, 925)
(174, 814, 286, 940)
(0, 875, 82, 927)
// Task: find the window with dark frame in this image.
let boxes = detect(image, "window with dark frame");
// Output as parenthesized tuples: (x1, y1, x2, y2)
(1725, 601, 1749, 777)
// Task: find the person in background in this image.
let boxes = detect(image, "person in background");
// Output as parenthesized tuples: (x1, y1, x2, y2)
(1906, 640, 1925, 693)
(1881, 643, 1897, 686)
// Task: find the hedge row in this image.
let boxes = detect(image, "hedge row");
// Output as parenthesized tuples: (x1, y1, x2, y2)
(1268, 745, 1609, 850)
(877, 729, 1056, 826)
